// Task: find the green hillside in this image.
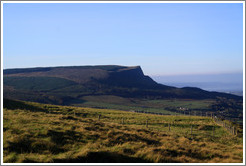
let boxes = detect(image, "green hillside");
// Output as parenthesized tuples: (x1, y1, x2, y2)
(3, 65, 243, 121)
(3, 99, 243, 163)
(4, 65, 242, 100)
(4, 76, 77, 91)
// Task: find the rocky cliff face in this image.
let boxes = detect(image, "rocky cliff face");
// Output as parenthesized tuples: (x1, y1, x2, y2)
(101, 66, 159, 88)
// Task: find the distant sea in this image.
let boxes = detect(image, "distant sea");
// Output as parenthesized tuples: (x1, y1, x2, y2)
(152, 73, 243, 96)
(161, 82, 243, 96)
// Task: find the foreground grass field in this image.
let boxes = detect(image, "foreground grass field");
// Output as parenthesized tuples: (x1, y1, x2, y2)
(3, 99, 243, 163)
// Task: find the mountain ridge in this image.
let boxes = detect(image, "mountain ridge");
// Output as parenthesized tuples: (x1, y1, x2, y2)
(3, 65, 242, 105)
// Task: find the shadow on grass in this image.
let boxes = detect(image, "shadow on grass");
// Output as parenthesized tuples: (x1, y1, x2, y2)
(53, 151, 151, 163)
(47, 129, 84, 146)
(22, 151, 183, 163)
(3, 98, 46, 112)
(6, 134, 64, 154)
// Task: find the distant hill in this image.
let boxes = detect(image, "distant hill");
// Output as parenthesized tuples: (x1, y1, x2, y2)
(3, 65, 242, 105)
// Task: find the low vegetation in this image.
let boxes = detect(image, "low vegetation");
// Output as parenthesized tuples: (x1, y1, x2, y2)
(4, 76, 77, 91)
(77, 95, 213, 114)
(3, 99, 243, 163)
(4, 65, 243, 109)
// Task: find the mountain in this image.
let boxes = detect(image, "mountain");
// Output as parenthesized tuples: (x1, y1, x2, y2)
(3, 65, 242, 105)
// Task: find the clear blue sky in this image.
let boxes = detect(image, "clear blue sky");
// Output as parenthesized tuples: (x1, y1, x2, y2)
(3, 3, 243, 77)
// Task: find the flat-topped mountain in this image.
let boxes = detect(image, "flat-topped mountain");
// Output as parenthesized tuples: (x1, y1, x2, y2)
(4, 65, 157, 87)
(3, 65, 242, 105)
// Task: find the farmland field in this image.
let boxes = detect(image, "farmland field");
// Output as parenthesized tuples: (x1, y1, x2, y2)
(72, 95, 214, 114)
(3, 99, 243, 163)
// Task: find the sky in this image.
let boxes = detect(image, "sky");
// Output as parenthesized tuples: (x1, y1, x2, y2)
(3, 3, 244, 78)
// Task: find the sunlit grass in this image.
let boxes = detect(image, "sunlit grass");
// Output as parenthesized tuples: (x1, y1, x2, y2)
(3, 100, 243, 163)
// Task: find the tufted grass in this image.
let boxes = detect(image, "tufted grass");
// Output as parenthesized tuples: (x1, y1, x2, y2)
(3, 99, 243, 163)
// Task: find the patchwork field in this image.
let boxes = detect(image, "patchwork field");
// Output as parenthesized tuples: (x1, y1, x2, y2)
(3, 99, 243, 163)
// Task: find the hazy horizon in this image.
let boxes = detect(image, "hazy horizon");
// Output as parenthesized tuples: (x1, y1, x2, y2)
(152, 72, 243, 93)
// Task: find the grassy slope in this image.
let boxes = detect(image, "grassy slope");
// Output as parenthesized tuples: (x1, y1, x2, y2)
(3, 100, 243, 163)
(3, 76, 77, 91)
(73, 95, 214, 115)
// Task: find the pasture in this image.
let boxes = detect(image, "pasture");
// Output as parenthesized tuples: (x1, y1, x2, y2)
(3, 99, 243, 163)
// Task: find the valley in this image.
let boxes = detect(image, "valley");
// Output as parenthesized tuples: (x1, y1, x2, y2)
(3, 65, 244, 163)
(3, 65, 243, 121)
(3, 1, 244, 164)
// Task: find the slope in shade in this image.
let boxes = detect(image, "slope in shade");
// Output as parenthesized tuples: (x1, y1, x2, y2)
(4, 76, 77, 91)
(3, 65, 242, 105)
